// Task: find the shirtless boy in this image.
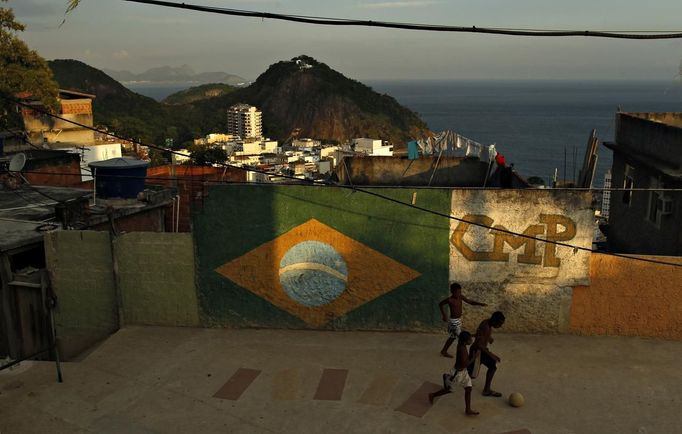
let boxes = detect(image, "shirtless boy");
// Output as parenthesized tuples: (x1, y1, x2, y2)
(438, 282, 486, 358)
(469, 311, 505, 397)
(428, 330, 479, 416)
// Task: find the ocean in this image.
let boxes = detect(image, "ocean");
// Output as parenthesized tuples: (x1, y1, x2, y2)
(131, 80, 682, 186)
(367, 80, 682, 186)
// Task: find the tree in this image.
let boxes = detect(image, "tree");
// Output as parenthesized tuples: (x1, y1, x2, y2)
(0, 0, 59, 127)
(66, 1, 81, 14)
(188, 144, 228, 166)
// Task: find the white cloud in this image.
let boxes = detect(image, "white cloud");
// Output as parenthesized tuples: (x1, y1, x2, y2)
(112, 50, 130, 60)
(359, 1, 441, 9)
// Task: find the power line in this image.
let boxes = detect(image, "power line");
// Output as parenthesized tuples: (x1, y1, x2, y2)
(0, 127, 71, 204)
(3, 94, 681, 268)
(125, 0, 682, 40)
(9, 170, 682, 192)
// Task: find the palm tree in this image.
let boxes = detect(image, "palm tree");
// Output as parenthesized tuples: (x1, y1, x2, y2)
(66, 1, 81, 14)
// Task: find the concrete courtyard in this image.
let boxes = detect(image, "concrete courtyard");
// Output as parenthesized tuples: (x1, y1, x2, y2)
(1, 327, 680, 434)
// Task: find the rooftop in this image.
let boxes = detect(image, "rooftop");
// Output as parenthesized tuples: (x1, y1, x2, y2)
(625, 112, 682, 129)
(1, 326, 680, 434)
(0, 186, 89, 252)
(603, 140, 682, 181)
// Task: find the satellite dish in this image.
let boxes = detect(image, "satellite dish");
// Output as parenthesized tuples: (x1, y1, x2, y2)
(9, 153, 27, 172)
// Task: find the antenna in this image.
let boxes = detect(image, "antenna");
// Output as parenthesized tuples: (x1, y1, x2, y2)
(9, 153, 27, 172)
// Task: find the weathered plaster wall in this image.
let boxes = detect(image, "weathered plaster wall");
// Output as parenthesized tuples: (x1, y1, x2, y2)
(194, 185, 594, 333)
(571, 253, 682, 339)
(335, 156, 490, 187)
(44, 231, 118, 360)
(116, 233, 199, 327)
(449, 190, 594, 333)
(44, 187, 604, 348)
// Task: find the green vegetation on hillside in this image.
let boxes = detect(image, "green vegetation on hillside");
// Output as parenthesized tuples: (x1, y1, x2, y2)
(49, 59, 174, 144)
(163, 83, 236, 105)
(47, 56, 431, 148)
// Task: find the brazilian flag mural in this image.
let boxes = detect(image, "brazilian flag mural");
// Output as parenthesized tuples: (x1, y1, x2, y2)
(193, 184, 451, 330)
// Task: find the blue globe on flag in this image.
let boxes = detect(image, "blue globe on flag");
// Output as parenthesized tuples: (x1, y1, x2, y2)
(279, 241, 348, 306)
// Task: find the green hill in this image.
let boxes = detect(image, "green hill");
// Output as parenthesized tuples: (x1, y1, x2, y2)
(163, 83, 236, 105)
(48, 56, 431, 147)
(48, 59, 175, 144)
(191, 56, 430, 145)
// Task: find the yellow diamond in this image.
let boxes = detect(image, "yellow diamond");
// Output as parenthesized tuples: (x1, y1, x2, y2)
(215, 219, 421, 326)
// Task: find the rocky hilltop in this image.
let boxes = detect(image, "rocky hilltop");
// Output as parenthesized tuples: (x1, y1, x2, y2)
(193, 56, 430, 145)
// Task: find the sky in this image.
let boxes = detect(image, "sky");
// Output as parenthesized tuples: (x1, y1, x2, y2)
(10, 0, 682, 81)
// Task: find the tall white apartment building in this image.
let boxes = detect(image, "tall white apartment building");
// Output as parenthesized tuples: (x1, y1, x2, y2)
(227, 104, 263, 140)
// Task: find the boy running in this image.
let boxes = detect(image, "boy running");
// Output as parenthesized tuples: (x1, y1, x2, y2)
(469, 311, 506, 397)
(438, 282, 486, 358)
(428, 330, 479, 416)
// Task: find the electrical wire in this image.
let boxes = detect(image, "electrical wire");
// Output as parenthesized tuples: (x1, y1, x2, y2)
(3, 94, 681, 268)
(1, 127, 44, 152)
(8, 169, 682, 192)
(125, 0, 682, 40)
(0, 127, 68, 204)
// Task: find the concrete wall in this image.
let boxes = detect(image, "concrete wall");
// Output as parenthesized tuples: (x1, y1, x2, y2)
(44, 231, 118, 360)
(617, 113, 682, 166)
(450, 190, 594, 333)
(571, 253, 682, 339)
(45, 231, 200, 359)
(193, 185, 593, 333)
(335, 156, 490, 187)
(22, 98, 96, 146)
(608, 152, 682, 255)
(43, 187, 681, 341)
(116, 233, 199, 327)
(193, 184, 450, 330)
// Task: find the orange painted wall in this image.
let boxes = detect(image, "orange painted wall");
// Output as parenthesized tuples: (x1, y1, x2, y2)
(571, 253, 682, 339)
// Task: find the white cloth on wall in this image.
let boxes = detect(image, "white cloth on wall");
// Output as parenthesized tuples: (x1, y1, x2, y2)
(416, 130, 493, 162)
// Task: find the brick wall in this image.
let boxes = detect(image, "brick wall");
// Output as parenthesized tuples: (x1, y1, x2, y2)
(571, 253, 682, 339)
(146, 165, 246, 232)
(88, 207, 166, 233)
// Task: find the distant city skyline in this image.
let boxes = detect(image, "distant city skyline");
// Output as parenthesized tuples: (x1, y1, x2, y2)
(11, 0, 682, 82)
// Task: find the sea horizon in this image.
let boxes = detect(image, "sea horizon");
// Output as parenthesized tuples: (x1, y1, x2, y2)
(127, 79, 682, 185)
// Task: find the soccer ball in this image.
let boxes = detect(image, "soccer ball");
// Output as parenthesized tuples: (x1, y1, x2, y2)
(509, 392, 524, 407)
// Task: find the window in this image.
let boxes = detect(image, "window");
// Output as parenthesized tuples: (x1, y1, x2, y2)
(647, 177, 672, 228)
(647, 177, 662, 226)
(622, 165, 634, 206)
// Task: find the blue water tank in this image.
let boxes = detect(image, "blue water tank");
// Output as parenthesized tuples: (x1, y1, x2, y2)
(89, 158, 149, 199)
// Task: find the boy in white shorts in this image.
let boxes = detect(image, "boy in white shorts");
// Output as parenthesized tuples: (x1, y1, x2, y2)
(429, 331, 479, 416)
(438, 282, 486, 358)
